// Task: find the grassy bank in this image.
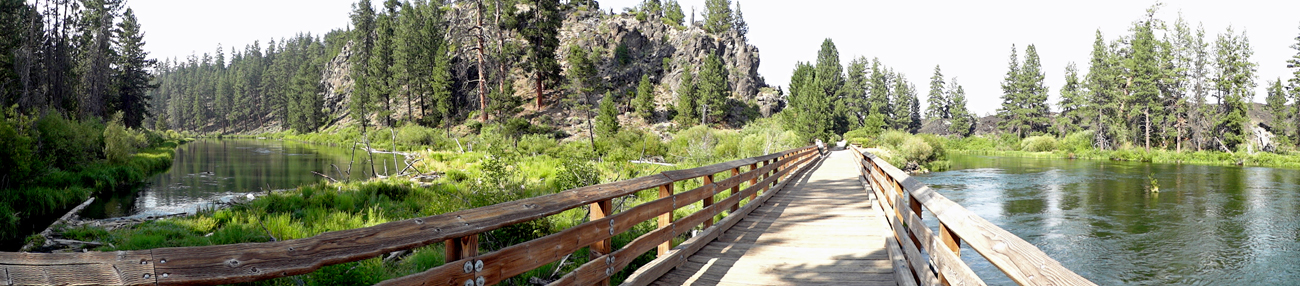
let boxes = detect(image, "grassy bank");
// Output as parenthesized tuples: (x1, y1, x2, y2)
(53, 118, 803, 284)
(945, 131, 1300, 169)
(0, 110, 192, 246)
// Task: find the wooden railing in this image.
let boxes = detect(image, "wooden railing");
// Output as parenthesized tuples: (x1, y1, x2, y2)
(852, 147, 1095, 286)
(0, 146, 821, 286)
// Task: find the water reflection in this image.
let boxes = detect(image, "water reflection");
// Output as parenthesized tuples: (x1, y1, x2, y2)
(916, 155, 1300, 285)
(82, 139, 400, 219)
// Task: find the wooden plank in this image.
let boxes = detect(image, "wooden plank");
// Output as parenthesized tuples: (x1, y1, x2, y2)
(0, 251, 155, 286)
(885, 235, 920, 286)
(702, 175, 715, 229)
(863, 153, 1096, 286)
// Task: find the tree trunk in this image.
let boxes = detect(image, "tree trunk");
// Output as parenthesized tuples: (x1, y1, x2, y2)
(1144, 106, 1150, 152)
(475, 0, 488, 122)
(536, 73, 544, 108)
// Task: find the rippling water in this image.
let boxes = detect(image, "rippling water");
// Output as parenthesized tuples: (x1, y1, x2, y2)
(82, 139, 400, 219)
(914, 155, 1300, 285)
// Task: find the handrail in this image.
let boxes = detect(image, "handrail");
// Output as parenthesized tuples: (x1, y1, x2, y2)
(0, 146, 822, 286)
(852, 147, 1095, 286)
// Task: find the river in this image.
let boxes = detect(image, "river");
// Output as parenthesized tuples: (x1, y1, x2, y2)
(81, 139, 401, 219)
(915, 154, 1300, 285)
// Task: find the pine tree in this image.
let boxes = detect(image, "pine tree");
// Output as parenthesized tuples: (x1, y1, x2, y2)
(785, 61, 833, 141)
(663, 0, 685, 28)
(843, 57, 870, 127)
(1212, 27, 1255, 151)
(925, 65, 947, 120)
(889, 73, 918, 133)
(675, 65, 698, 124)
(703, 0, 733, 34)
(369, 0, 398, 126)
(1126, 18, 1162, 151)
(79, 0, 123, 119)
(596, 92, 620, 137)
(1057, 63, 1087, 134)
(1288, 24, 1300, 144)
(1020, 44, 1051, 136)
(114, 8, 156, 129)
(814, 39, 847, 134)
(635, 73, 655, 119)
(519, 0, 562, 107)
(998, 45, 1023, 136)
(867, 59, 890, 124)
(698, 53, 729, 124)
(1265, 79, 1289, 141)
(947, 79, 973, 136)
(349, 0, 376, 129)
(733, 1, 748, 36)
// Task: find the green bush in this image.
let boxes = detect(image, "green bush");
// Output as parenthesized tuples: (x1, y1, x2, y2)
(899, 137, 934, 163)
(1020, 136, 1058, 152)
(104, 112, 146, 164)
(1059, 131, 1095, 153)
(36, 113, 106, 170)
(878, 130, 910, 149)
(0, 108, 36, 183)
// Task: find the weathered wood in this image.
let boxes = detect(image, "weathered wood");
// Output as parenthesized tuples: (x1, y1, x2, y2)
(702, 175, 715, 229)
(657, 184, 674, 257)
(860, 149, 1095, 286)
(0, 251, 155, 286)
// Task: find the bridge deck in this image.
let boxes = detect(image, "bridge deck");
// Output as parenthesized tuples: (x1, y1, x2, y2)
(653, 150, 896, 286)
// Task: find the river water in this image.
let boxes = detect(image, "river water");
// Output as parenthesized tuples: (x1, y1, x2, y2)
(81, 139, 400, 219)
(914, 155, 1300, 285)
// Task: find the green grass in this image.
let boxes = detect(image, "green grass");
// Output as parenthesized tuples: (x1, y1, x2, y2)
(946, 131, 1300, 170)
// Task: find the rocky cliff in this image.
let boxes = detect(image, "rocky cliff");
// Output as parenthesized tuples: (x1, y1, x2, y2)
(317, 4, 773, 129)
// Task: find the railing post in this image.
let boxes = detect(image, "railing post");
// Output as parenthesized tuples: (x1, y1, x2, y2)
(444, 234, 479, 262)
(657, 183, 674, 257)
(702, 174, 715, 229)
(940, 223, 961, 255)
(589, 199, 613, 286)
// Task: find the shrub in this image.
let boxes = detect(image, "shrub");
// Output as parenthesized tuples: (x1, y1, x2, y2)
(899, 137, 934, 163)
(1020, 136, 1058, 152)
(36, 113, 105, 170)
(104, 112, 144, 164)
(0, 109, 36, 183)
(1059, 131, 1095, 153)
(878, 130, 910, 149)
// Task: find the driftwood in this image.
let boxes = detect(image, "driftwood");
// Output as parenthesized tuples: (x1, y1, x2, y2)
(311, 171, 339, 183)
(21, 197, 95, 252)
(630, 160, 675, 167)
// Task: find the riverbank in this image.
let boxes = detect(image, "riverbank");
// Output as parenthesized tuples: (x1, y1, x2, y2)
(950, 148, 1300, 169)
(1, 138, 189, 250)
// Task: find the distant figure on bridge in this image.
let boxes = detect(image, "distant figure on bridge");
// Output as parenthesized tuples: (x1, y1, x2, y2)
(815, 138, 826, 156)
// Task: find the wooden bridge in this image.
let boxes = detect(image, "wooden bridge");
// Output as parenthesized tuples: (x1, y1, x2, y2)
(0, 146, 1094, 286)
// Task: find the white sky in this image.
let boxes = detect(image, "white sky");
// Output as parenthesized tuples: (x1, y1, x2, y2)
(131, 0, 1300, 115)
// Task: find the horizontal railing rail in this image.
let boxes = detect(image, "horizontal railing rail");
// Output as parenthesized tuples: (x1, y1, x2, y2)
(0, 146, 821, 286)
(852, 147, 1095, 286)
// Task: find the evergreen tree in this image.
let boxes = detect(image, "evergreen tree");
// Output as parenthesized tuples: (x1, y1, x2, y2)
(733, 1, 748, 36)
(519, 0, 562, 107)
(663, 0, 685, 27)
(998, 44, 1049, 137)
(703, 0, 733, 34)
(596, 92, 620, 137)
(1288, 24, 1300, 143)
(698, 53, 729, 124)
(1085, 30, 1125, 150)
(867, 59, 890, 127)
(369, 0, 398, 125)
(1212, 27, 1255, 151)
(1265, 79, 1289, 141)
(925, 65, 947, 120)
(635, 73, 655, 119)
(114, 8, 155, 129)
(675, 65, 698, 124)
(785, 61, 833, 141)
(641, 0, 662, 17)
(349, 0, 376, 129)
(889, 74, 918, 133)
(79, 0, 123, 119)
(843, 57, 870, 127)
(947, 79, 973, 136)
(1057, 63, 1087, 134)
(1126, 17, 1162, 150)
(814, 40, 846, 134)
